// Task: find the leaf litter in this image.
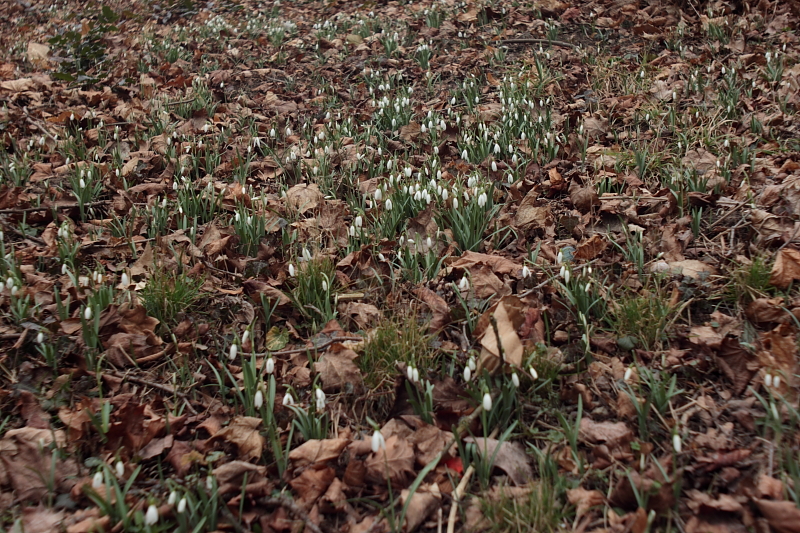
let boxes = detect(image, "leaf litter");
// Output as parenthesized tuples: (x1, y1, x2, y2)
(0, 0, 799, 531)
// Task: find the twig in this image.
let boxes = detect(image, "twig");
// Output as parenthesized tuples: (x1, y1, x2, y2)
(241, 336, 362, 357)
(493, 38, 580, 50)
(166, 98, 196, 107)
(0, 200, 109, 215)
(106, 370, 198, 415)
(260, 496, 326, 533)
(22, 106, 59, 144)
(202, 260, 244, 279)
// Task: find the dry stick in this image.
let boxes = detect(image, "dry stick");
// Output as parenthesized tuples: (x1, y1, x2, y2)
(22, 106, 59, 145)
(106, 370, 198, 415)
(0, 200, 109, 215)
(494, 38, 580, 50)
(166, 98, 196, 107)
(445, 427, 500, 533)
(260, 496, 326, 533)
(241, 336, 363, 357)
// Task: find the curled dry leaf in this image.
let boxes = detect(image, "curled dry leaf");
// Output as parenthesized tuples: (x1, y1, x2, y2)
(286, 183, 323, 214)
(770, 248, 800, 289)
(208, 416, 265, 462)
(478, 299, 524, 370)
(463, 437, 533, 486)
(289, 439, 349, 468)
(567, 487, 605, 521)
(314, 343, 364, 394)
(364, 435, 415, 487)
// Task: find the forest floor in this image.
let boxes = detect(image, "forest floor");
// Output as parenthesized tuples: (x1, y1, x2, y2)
(0, 0, 799, 531)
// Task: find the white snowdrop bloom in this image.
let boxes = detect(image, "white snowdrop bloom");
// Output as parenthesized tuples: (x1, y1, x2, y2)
(229, 344, 238, 360)
(84, 306, 93, 321)
(282, 392, 294, 406)
(349, 225, 356, 237)
(371, 429, 386, 452)
(79, 178, 86, 188)
(177, 497, 187, 513)
(412, 367, 419, 383)
(405, 167, 412, 178)
(315, 388, 326, 410)
(564, 269, 571, 284)
(452, 198, 459, 210)
(385, 198, 393, 211)
(92, 471, 103, 489)
(477, 192, 487, 208)
(672, 433, 682, 453)
(303, 248, 312, 261)
(116, 461, 125, 478)
(374, 188, 383, 201)
(451, 96, 456, 105)
(491, 161, 498, 172)
(378, 253, 386, 261)
(468, 357, 477, 372)
(322, 280, 328, 292)
(765, 373, 773, 388)
(10, 285, 18, 296)
(355, 215, 363, 228)
(624, 367, 633, 382)
(145, 504, 159, 526)
(288, 264, 296, 277)
(464, 366, 472, 381)
(461, 149, 468, 160)
(407, 366, 414, 382)
(36, 331, 45, 344)
(522, 265, 531, 278)
(458, 276, 470, 291)
(511, 373, 520, 388)
(254, 390, 264, 409)
(421, 124, 427, 133)
(286, 126, 292, 136)
(494, 143, 501, 154)
(507, 174, 513, 184)
(529, 366, 538, 380)
(442, 189, 449, 201)
(266, 357, 275, 374)
(774, 375, 781, 389)
(241, 330, 250, 345)
(482, 393, 493, 411)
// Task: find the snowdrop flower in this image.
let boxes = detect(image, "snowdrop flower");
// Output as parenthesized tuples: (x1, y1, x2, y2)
(371, 429, 386, 452)
(315, 388, 326, 411)
(511, 372, 520, 387)
(672, 433, 682, 453)
(36, 331, 45, 344)
(241, 330, 250, 345)
(385, 198, 393, 211)
(116, 461, 125, 478)
(378, 253, 386, 262)
(282, 392, 294, 406)
(266, 357, 275, 374)
(477, 192, 487, 208)
(92, 471, 103, 489)
(458, 276, 470, 291)
(482, 393, 493, 411)
(764, 373, 773, 388)
(177, 497, 187, 513)
(463, 366, 472, 382)
(624, 367, 633, 382)
(84, 306, 93, 321)
(168, 491, 177, 505)
(254, 389, 264, 409)
(288, 264, 295, 277)
(229, 344, 238, 360)
(355, 215, 363, 228)
(774, 375, 781, 389)
(468, 357, 477, 372)
(374, 188, 383, 201)
(522, 265, 531, 278)
(322, 279, 328, 292)
(302, 248, 312, 261)
(412, 367, 419, 383)
(564, 269, 571, 284)
(529, 366, 538, 380)
(145, 504, 159, 526)
(452, 198, 459, 210)
(461, 149, 468, 160)
(405, 167, 412, 178)
(491, 161, 498, 172)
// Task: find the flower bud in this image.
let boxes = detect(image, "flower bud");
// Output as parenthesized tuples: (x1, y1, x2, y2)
(145, 504, 159, 526)
(178, 497, 187, 514)
(266, 357, 275, 375)
(254, 390, 264, 409)
(229, 344, 238, 360)
(482, 393, 493, 411)
(92, 471, 103, 489)
(371, 430, 386, 452)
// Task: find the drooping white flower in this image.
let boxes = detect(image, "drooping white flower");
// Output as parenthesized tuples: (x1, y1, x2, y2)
(315, 388, 326, 411)
(177, 497, 187, 513)
(145, 504, 159, 526)
(522, 265, 531, 279)
(463, 366, 472, 382)
(92, 471, 103, 489)
(672, 433, 682, 453)
(774, 375, 781, 389)
(229, 344, 238, 360)
(511, 373, 520, 387)
(84, 306, 93, 321)
(458, 276, 470, 291)
(36, 331, 45, 344)
(374, 188, 383, 201)
(371, 429, 386, 452)
(529, 366, 538, 380)
(477, 192, 487, 208)
(241, 330, 250, 345)
(624, 367, 633, 382)
(288, 264, 296, 277)
(168, 491, 177, 505)
(322, 280, 328, 292)
(385, 198, 393, 211)
(482, 393, 493, 411)
(254, 390, 264, 409)
(116, 461, 125, 478)
(282, 392, 294, 406)
(266, 357, 275, 375)
(764, 373, 773, 388)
